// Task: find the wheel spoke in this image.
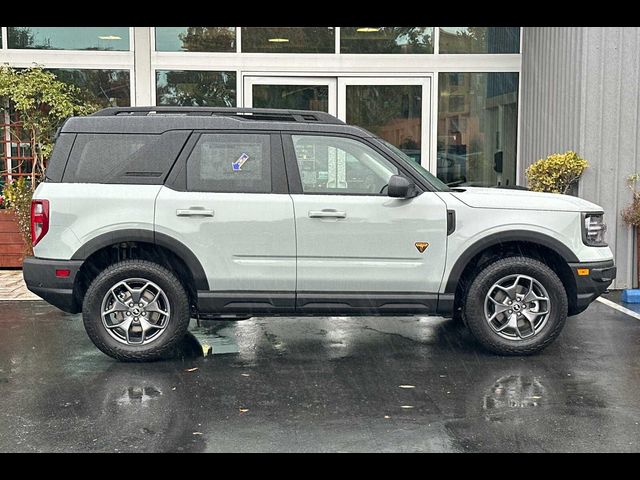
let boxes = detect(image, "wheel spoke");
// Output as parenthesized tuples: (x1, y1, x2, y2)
(495, 283, 518, 301)
(495, 314, 518, 332)
(144, 299, 167, 315)
(523, 290, 548, 304)
(123, 281, 151, 304)
(488, 302, 511, 321)
(105, 317, 132, 331)
(104, 299, 130, 316)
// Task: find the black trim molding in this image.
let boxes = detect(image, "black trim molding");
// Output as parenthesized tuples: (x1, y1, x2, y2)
(196, 291, 454, 316)
(71, 229, 209, 290)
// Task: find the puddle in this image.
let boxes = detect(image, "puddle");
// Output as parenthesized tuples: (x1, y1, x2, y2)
(189, 321, 240, 357)
(483, 375, 547, 410)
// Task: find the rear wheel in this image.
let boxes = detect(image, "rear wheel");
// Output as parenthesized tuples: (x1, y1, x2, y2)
(463, 256, 568, 355)
(83, 260, 191, 361)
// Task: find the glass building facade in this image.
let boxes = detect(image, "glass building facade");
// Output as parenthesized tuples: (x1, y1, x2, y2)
(0, 26, 521, 187)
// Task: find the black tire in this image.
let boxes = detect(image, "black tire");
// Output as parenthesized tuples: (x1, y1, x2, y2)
(83, 260, 191, 362)
(463, 256, 568, 355)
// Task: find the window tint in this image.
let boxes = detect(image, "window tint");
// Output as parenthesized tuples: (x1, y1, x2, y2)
(291, 135, 398, 195)
(187, 134, 271, 193)
(63, 131, 189, 184)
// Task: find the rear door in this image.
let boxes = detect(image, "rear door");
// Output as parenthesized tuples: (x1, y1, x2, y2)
(155, 131, 296, 313)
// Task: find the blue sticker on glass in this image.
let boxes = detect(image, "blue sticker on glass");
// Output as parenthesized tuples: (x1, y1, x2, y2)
(232, 152, 250, 171)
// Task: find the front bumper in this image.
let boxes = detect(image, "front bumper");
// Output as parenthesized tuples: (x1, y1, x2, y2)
(568, 259, 616, 315)
(23, 257, 84, 313)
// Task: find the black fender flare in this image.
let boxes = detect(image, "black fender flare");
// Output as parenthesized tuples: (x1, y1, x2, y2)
(71, 229, 209, 290)
(443, 230, 579, 293)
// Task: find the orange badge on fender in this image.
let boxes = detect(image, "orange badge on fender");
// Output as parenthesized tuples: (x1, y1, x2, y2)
(415, 242, 429, 253)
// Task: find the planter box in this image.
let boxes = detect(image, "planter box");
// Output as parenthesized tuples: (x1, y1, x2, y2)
(0, 210, 28, 268)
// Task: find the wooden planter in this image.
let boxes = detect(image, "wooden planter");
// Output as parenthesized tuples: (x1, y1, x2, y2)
(0, 210, 28, 268)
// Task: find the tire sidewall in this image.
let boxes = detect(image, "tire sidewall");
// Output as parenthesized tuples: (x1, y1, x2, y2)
(465, 258, 568, 354)
(83, 261, 190, 361)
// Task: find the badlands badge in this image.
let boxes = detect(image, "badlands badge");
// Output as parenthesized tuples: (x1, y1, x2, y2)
(415, 242, 429, 253)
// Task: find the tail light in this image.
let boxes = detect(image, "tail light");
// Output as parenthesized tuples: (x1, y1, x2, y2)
(31, 199, 50, 247)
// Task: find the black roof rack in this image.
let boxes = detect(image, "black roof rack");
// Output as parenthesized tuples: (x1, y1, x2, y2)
(91, 106, 344, 125)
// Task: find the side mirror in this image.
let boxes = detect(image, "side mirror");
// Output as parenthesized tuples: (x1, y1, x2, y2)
(387, 175, 418, 198)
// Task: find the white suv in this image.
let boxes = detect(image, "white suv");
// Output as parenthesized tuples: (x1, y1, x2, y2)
(23, 107, 616, 361)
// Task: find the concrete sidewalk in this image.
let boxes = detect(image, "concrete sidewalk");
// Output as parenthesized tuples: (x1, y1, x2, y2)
(0, 270, 40, 300)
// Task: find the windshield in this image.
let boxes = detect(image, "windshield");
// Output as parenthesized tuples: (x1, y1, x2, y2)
(377, 139, 450, 192)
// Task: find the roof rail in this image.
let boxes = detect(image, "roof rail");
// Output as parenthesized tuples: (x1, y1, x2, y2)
(90, 106, 345, 125)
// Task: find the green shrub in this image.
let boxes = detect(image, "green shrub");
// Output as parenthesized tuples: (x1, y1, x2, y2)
(525, 151, 588, 194)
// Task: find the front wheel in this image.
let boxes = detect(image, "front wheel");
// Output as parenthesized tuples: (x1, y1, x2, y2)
(463, 256, 568, 355)
(82, 260, 191, 362)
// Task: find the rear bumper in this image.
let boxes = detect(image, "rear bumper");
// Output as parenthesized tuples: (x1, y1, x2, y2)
(22, 257, 83, 313)
(569, 259, 616, 314)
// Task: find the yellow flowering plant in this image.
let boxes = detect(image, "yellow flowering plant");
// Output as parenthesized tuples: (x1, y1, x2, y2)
(525, 151, 589, 194)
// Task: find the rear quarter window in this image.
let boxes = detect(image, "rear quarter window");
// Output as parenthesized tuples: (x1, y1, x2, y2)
(62, 131, 190, 184)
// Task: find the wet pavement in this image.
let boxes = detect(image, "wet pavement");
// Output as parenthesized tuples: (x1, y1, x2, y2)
(0, 300, 639, 452)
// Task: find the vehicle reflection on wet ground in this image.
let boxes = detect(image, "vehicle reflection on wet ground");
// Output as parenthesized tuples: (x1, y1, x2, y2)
(0, 300, 638, 452)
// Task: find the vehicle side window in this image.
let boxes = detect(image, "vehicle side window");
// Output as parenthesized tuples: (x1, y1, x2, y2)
(187, 133, 271, 193)
(62, 131, 189, 184)
(291, 135, 398, 195)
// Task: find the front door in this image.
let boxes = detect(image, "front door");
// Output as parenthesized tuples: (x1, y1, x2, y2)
(284, 133, 448, 313)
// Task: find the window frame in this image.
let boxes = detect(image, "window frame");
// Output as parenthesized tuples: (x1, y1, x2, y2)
(281, 132, 428, 196)
(166, 130, 288, 194)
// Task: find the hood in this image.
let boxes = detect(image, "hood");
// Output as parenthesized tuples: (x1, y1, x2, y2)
(449, 187, 603, 212)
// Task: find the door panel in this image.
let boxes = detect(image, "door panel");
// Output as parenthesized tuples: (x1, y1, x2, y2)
(155, 189, 296, 293)
(292, 193, 448, 294)
(285, 133, 447, 296)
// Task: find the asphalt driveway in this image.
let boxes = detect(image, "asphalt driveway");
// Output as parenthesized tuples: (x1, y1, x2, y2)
(0, 299, 638, 452)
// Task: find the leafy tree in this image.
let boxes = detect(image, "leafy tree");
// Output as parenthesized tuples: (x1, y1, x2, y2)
(178, 27, 236, 52)
(341, 27, 433, 53)
(0, 65, 98, 185)
(157, 70, 235, 107)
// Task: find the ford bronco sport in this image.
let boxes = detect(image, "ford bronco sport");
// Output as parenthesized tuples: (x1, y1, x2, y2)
(23, 107, 616, 361)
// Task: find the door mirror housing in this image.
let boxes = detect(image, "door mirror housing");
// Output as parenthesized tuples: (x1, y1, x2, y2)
(387, 175, 418, 198)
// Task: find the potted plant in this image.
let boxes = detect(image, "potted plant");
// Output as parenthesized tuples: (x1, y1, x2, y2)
(525, 150, 589, 194)
(622, 173, 640, 301)
(0, 66, 97, 265)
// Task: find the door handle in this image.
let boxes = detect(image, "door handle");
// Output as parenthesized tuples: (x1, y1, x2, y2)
(176, 207, 215, 217)
(308, 209, 347, 219)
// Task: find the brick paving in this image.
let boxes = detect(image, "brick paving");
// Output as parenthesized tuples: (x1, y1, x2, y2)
(0, 270, 41, 301)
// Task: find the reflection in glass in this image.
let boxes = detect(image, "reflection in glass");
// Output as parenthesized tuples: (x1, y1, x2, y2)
(346, 85, 422, 163)
(241, 27, 335, 53)
(341, 27, 433, 54)
(437, 72, 519, 187)
(51, 69, 131, 107)
(155, 27, 236, 52)
(156, 70, 236, 107)
(8, 27, 130, 51)
(252, 85, 329, 112)
(438, 27, 520, 54)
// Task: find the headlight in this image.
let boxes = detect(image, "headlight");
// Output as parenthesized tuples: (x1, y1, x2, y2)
(582, 213, 607, 246)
